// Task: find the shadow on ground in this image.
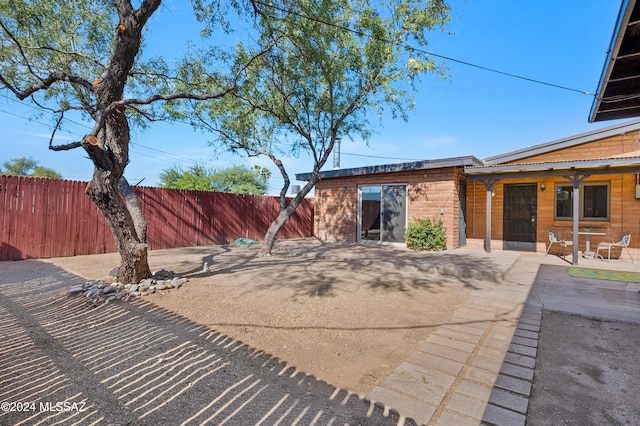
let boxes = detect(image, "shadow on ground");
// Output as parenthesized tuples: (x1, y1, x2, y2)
(0, 261, 411, 426)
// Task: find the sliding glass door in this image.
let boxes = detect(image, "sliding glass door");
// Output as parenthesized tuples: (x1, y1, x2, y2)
(359, 184, 406, 243)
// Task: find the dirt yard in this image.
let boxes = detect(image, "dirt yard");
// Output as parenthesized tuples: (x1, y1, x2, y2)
(45, 243, 470, 393)
(526, 311, 640, 425)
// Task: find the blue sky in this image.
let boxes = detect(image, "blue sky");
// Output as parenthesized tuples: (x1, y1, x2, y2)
(0, 0, 625, 194)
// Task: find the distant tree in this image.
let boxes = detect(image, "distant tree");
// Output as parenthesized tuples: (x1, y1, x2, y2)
(211, 165, 270, 194)
(159, 164, 215, 192)
(159, 164, 270, 194)
(1, 157, 61, 178)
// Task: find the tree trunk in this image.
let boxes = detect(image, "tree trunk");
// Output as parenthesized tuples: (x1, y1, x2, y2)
(86, 170, 151, 283)
(80, 0, 159, 284)
(260, 174, 318, 256)
(83, 110, 152, 284)
(261, 205, 297, 256)
(118, 177, 147, 242)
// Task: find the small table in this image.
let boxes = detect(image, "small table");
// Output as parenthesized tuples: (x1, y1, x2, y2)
(576, 231, 606, 257)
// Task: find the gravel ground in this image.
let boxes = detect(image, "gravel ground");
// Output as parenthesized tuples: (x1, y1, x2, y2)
(42, 243, 471, 394)
(0, 258, 414, 425)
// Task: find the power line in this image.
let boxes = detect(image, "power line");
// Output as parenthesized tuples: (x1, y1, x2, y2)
(3, 0, 589, 170)
(0, 97, 193, 166)
(254, 0, 594, 96)
(129, 148, 177, 163)
(131, 142, 205, 163)
(0, 94, 227, 167)
(127, 143, 211, 167)
(0, 107, 72, 131)
(0, 93, 93, 131)
(5, 1, 593, 101)
(0, 97, 432, 166)
(341, 152, 422, 161)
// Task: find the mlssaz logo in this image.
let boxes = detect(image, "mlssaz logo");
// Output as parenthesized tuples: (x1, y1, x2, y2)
(39, 401, 87, 412)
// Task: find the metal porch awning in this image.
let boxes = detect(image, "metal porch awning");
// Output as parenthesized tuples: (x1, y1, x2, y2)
(464, 157, 640, 264)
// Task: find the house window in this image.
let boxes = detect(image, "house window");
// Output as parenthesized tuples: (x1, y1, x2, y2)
(555, 186, 573, 218)
(555, 183, 609, 220)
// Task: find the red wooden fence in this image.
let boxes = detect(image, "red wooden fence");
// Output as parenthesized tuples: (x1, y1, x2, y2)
(0, 175, 314, 261)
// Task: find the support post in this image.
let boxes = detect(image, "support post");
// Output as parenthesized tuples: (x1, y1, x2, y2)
(563, 173, 590, 265)
(481, 178, 498, 253)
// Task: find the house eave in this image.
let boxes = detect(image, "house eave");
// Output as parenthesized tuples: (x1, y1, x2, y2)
(590, 0, 640, 122)
(295, 155, 483, 181)
(483, 119, 640, 164)
(465, 157, 640, 181)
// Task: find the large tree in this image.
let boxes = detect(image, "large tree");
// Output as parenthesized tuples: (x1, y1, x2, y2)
(194, 0, 451, 255)
(0, 0, 258, 283)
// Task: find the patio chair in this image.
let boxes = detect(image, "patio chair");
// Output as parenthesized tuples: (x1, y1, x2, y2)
(596, 232, 633, 263)
(545, 230, 573, 258)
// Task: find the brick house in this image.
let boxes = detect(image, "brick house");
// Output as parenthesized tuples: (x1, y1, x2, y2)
(296, 0, 640, 262)
(296, 119, 640, 262)
(464, 119, 640, 261)
(296, 156, 482, 248)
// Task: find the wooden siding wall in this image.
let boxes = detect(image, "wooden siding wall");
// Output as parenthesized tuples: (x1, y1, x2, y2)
(0, 175, 313, 261)
(505, 132, 640, 164)
(313, 168, 465, 248)
(465, 131, 640, 256)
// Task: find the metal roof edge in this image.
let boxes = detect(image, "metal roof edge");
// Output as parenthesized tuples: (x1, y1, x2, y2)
(589, 0, 635, 123)
(465, 156, 640, 175)
(483, 118, 640, 165)
(295, 155, 483, 181)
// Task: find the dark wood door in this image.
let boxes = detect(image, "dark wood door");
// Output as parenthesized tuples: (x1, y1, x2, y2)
(503, 184, 537, 251)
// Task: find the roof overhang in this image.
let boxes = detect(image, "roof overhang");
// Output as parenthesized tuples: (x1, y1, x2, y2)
(590, 0, 640, 122)
(484, 119, 640, 164)
(296, 155, 483, 181)
(465, 157, 640, 181)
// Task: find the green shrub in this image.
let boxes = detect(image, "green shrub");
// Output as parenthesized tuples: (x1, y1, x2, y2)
(404, 217, 447, 251)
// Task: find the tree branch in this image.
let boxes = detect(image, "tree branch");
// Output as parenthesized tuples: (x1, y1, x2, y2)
(134, 0, 162, 23)
(3, 71, 93, 100)
(127, 105, 167, 122)
(49, 141, 83, 151)
(48, 112, 64, 150)
(266, 153, 290, 210)
(113, 0, 134, 22)
(110, 87, 237, 109)
(25, 45, 107, 70)
(0, 19, 43, 83)
(86, 85, 237, 138)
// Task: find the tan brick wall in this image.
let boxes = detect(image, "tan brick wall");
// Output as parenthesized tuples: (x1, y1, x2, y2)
(313, 131, 640, 259)
(313, 167, 466, 248)
(313, 180, 359, 242)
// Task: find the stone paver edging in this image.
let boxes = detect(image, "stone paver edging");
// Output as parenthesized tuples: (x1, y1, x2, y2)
(367, 256, 543, 426)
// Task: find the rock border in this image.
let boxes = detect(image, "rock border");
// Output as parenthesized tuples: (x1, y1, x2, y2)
(69, 269, 187, 307)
